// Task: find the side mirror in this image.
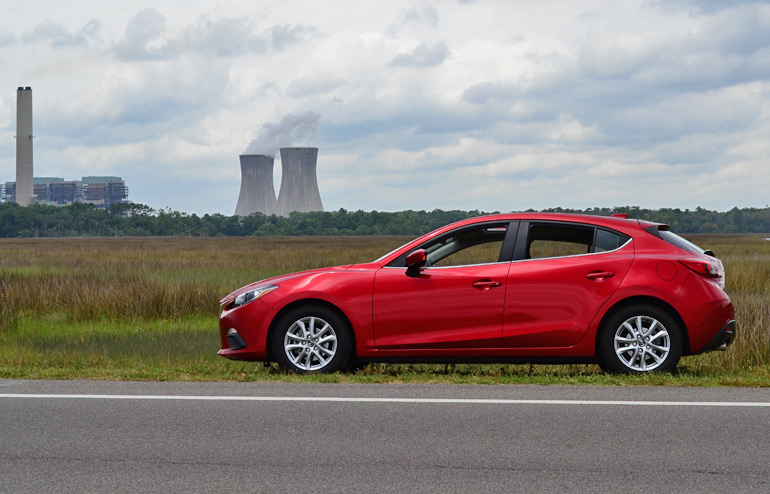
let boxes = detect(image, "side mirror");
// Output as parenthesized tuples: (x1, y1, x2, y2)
(405, 249, 427, 278)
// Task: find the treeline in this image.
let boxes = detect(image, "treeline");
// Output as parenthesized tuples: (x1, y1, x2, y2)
(0, 202, 769, 238)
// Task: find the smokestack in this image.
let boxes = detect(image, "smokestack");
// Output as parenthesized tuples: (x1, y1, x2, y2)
(15, 87, 34, 206)
(276, 147, 323, 217)
(234, 155, 278, 216)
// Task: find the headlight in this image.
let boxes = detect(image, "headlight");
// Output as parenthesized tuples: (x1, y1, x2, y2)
(224, 285, 279, 310)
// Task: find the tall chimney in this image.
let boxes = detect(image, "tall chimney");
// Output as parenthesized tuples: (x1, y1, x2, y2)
(276, 147, 323, 217)
(234, 155, 277, 216)
(15, 87, 34, 206)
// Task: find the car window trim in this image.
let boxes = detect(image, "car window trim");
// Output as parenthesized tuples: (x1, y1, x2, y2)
(514, 220, 631, 261)
(385, 220, 519, 268)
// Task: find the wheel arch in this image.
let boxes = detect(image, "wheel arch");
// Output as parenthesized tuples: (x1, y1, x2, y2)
(265, 298, 357, 362)
(595, 296, 690, 356)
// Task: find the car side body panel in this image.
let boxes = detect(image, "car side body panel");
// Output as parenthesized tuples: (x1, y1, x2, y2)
(372, 263, 509, 349)
(503, 246, 634, 347)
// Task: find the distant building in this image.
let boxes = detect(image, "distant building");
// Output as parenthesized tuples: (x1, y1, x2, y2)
(2, 176, 128, 207)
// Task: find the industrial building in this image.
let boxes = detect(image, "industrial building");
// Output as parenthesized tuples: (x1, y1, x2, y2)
(2, 176, 128, 207)
(5, 86, 129, 208)
(234, 147, 324, 217)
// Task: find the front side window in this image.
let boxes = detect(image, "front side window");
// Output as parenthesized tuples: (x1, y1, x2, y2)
(389, 223, 509, 267)
(426, 225, 508, 266)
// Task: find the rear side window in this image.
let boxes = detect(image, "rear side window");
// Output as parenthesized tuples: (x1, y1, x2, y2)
(524, 223, 630, 260)
(527, 224, 593, 259)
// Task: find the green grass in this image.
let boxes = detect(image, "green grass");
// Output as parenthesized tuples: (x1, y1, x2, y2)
(1, 234, 769, 385)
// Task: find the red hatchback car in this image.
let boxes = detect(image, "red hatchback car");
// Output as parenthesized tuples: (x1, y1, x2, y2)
(218, 213, 735, 374)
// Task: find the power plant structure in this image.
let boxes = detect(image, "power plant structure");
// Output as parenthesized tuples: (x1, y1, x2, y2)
(15, 87, 34, 206)
(234, 147, 323, 217)
(276, 147, 323, 217)
(234, 155, 277, 216)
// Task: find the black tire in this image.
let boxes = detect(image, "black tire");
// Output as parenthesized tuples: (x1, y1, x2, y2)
(272, 305, 352, 374)
(599, 304, 683, 374)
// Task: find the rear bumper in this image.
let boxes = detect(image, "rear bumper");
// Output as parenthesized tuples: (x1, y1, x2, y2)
(693, 320, 736, 355)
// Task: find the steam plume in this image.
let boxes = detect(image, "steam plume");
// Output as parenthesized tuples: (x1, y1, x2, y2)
(244, 111, 320, 156)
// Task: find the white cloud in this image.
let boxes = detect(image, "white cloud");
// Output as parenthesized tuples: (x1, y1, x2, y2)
(391, 42, 450, 67)
(2, 0, 770, 215)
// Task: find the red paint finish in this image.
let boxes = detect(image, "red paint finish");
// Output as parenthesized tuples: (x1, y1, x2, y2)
(217, 212, 736, 369)
(656, 261, 678, 281)
(372, 263, 508, 349)
(503, 248, 633, 347)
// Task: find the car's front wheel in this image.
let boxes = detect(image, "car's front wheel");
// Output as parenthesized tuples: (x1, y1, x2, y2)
(599, 304, 683, 374)
(272, 306, 351, 373)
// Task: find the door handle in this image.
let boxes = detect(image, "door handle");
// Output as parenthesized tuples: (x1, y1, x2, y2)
(585, 271, 615, 281)
(472, 279, 502, 290)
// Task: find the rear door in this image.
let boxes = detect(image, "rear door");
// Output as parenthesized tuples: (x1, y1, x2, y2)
(503, 221, 633, 347)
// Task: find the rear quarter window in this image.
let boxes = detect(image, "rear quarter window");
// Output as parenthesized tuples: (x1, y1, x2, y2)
(646, 227, 704, 254)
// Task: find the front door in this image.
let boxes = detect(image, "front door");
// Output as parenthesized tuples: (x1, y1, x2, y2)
(373, 222, 513, 349)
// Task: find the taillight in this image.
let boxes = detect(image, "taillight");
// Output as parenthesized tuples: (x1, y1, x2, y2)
(679, 259, 725, 288)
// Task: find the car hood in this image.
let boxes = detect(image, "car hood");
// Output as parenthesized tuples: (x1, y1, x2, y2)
(219, 265, 354, 305)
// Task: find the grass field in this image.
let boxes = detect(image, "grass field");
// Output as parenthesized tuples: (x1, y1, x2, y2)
(0, 234, 769, 386)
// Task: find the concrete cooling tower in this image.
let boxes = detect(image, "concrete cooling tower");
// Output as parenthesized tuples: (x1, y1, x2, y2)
(15, 87, 34, 206)
(234, 155, 278, 216)
(276, 147, 324, 216)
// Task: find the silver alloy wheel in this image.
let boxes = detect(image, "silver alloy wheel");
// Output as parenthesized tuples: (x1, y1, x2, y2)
(283, 316, 338, 371)
(613, 315, 671, 372)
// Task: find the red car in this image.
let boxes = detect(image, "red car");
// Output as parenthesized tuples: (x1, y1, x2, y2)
(218, 213, 735, 374)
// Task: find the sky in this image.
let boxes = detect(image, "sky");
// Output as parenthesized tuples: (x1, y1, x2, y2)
(1, 0, 769, 215)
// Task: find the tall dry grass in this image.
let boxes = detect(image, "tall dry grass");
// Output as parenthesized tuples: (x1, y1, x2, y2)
(685, 235, 770, 372)
(0, 234, 767, 373)
(0, 236, 408, 323)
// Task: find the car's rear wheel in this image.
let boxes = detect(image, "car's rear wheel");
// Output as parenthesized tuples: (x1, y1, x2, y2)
(600, 304, 683, 374)
(272, 306, 351, 373)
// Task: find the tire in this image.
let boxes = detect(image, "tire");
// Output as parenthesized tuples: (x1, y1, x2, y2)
(599, 304, 683, 374)
(272, 305, 352, 373)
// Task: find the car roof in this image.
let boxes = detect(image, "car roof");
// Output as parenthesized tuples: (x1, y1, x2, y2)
(439, 212, 664, 234)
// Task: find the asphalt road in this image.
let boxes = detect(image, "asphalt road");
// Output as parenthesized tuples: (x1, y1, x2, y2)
(1, 380, 769, 493)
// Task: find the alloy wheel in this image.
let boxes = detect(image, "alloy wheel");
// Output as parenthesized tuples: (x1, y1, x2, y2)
(613, 315, 671, 372)
(283, 316, 338, 371)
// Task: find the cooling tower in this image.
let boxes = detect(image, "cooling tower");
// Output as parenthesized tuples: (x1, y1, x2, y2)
(276, 147, 323, 217)
(234, 155, 277, 216)
(15, 87, 34, 206)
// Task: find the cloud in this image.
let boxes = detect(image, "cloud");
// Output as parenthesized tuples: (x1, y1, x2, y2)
(179, 17, 268, 56)
(20, 20, 98, 48)
(652, 0, 770, 14)
(287, 74, 346, 98)
(401, 4, 439, 27)
(6, 0, 770, 215)
(112, 9, 319, 61)
(268, 24, 319, 50)
(113, 8, 169, 61)
(0, 34, 15, 48)
(462, 82, 520, 104)
(388, 3, 440, 35)
(390, 41, 450, 67)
